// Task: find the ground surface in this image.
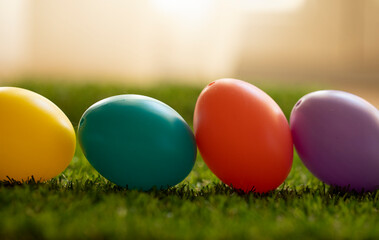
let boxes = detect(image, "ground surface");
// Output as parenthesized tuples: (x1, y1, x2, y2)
(0, 80, 378, 240)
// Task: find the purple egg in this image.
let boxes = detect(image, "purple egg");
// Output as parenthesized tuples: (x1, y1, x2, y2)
(290, 90, 379, 191)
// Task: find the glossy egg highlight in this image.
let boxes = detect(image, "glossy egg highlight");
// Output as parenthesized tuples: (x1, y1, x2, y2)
(290, 90, 379, 191)
(0, 87, 76, 182)
(78, 94, 197, 190)
(194, 79, 293, 193)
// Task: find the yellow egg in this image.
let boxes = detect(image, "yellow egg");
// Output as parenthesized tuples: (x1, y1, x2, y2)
(0, 87, 76, 182)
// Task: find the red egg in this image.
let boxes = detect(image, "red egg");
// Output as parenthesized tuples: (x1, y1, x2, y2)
(194, 79, 293, 193)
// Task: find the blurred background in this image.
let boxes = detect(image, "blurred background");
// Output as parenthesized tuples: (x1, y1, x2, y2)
(0, 0, 378, 104)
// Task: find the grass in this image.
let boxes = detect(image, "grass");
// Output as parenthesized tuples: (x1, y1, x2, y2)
(0, 79, 378, 240)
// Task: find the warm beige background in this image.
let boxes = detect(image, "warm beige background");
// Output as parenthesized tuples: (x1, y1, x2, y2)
(0, 0, 378, 86)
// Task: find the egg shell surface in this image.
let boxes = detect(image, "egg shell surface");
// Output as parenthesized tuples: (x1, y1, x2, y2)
(0, 87, 76, 181)
(78, 94, 197, 190)
(194, 79, 293, 193)
(290, 90, 379, 191)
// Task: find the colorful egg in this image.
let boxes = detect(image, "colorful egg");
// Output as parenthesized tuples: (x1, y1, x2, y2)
(194, 79, 293, 193)
(77, 94, 197, 190)
(0, 87, 76, 182)
(290, 90, 379, 191)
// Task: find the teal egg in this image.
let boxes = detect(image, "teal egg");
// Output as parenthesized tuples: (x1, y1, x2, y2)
(78, 94, 197, 190)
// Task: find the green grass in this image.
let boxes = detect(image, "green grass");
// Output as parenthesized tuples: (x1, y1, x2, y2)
(0, 80, 378, 240)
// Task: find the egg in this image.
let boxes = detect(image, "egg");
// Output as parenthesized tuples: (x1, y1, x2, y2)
(0, 87, 76, 182)
(77, 94, 197, 190)
(290, 90, 379, 191)
(194, 79, 293, 193)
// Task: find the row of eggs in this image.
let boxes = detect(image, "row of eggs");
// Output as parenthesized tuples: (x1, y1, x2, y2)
(0, 79, 378, 192)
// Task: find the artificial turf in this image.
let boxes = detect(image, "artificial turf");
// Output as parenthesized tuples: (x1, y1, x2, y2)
(0, 79, 378, 240)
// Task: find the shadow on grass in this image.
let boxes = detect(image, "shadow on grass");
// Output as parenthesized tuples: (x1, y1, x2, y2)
(1, 176, 377, 204)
